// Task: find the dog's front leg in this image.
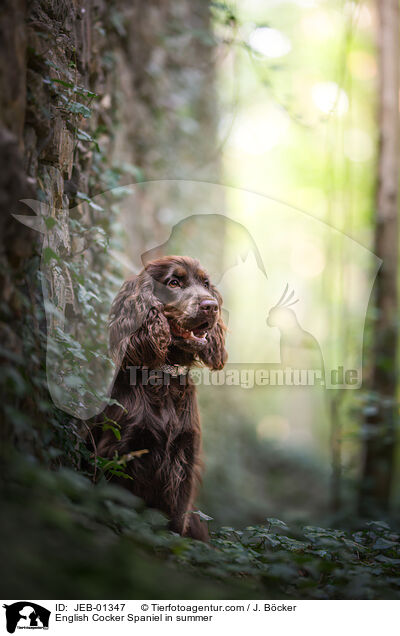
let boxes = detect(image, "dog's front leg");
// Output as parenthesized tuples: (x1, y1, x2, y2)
(168, 445, 209, 542)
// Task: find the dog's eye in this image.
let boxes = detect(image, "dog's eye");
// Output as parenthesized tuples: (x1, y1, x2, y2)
(204, 280, 210, 289)
(168, 279, 181, 288)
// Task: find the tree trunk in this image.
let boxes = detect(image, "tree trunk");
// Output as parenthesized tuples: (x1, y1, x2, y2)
(359, 0, 399, 515)
(330, 394, 342, 512)
(0, 0, 219, 449)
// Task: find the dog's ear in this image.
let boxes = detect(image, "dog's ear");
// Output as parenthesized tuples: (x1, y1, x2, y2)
(197, 288, 227, 371)
(109, 270, 171, 368)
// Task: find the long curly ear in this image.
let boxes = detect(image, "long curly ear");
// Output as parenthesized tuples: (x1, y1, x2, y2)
(109, 270, 171, 368)
(198, 288, 227, 371)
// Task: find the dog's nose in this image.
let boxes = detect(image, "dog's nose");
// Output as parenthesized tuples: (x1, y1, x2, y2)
(199, 298, 218, 314)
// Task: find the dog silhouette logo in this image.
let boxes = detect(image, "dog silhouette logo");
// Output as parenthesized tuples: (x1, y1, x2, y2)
(141, 213, 267, 283)
(3, 602, 50, 633)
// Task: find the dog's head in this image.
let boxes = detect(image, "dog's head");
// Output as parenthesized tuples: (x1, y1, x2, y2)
(109, 255, 227, 370)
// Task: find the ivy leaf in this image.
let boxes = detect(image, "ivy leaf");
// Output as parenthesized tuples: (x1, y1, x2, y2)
(102, 423, 121, 441)
(366, 521, 391, 531)
(266, 517, 288, 530)
(261, 533, 281, 548)
(51, 78, 74, 89)
(66, 101, 91, 118)
(43, 247, 59, 264)
(191, 510, 214, 522)
(107, 469, 133, 480)
(45, 217, 57, 229)
(76, 128, 100, 151)
(373, 537, 398, 551)
(89, 201, 104, 212)
(375, 554, 400, 564)
(76, 191, 91, 201)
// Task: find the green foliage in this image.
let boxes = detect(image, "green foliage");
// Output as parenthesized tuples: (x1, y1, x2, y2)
(92, 449, 150, 481)
(2, 455, 400, 599)
(43, 246, 59, 264)
(64, 101, 92, 118)
(75, 128, 100, 151)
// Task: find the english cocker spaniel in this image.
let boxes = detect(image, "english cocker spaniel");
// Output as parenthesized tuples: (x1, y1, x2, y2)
(91, 255, 227, 541)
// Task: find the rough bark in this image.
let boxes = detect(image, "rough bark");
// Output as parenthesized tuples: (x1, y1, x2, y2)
(0, 0, 218, 445)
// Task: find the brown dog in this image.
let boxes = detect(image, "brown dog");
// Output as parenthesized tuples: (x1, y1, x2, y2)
(91, 256, 227, 541)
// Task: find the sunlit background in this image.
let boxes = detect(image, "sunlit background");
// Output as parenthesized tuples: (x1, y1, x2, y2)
(201, 0, 380, 524)
(93, 0, 387, 527)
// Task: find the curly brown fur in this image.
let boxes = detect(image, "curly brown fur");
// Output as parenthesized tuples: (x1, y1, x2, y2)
(90, 256, 227, 541)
